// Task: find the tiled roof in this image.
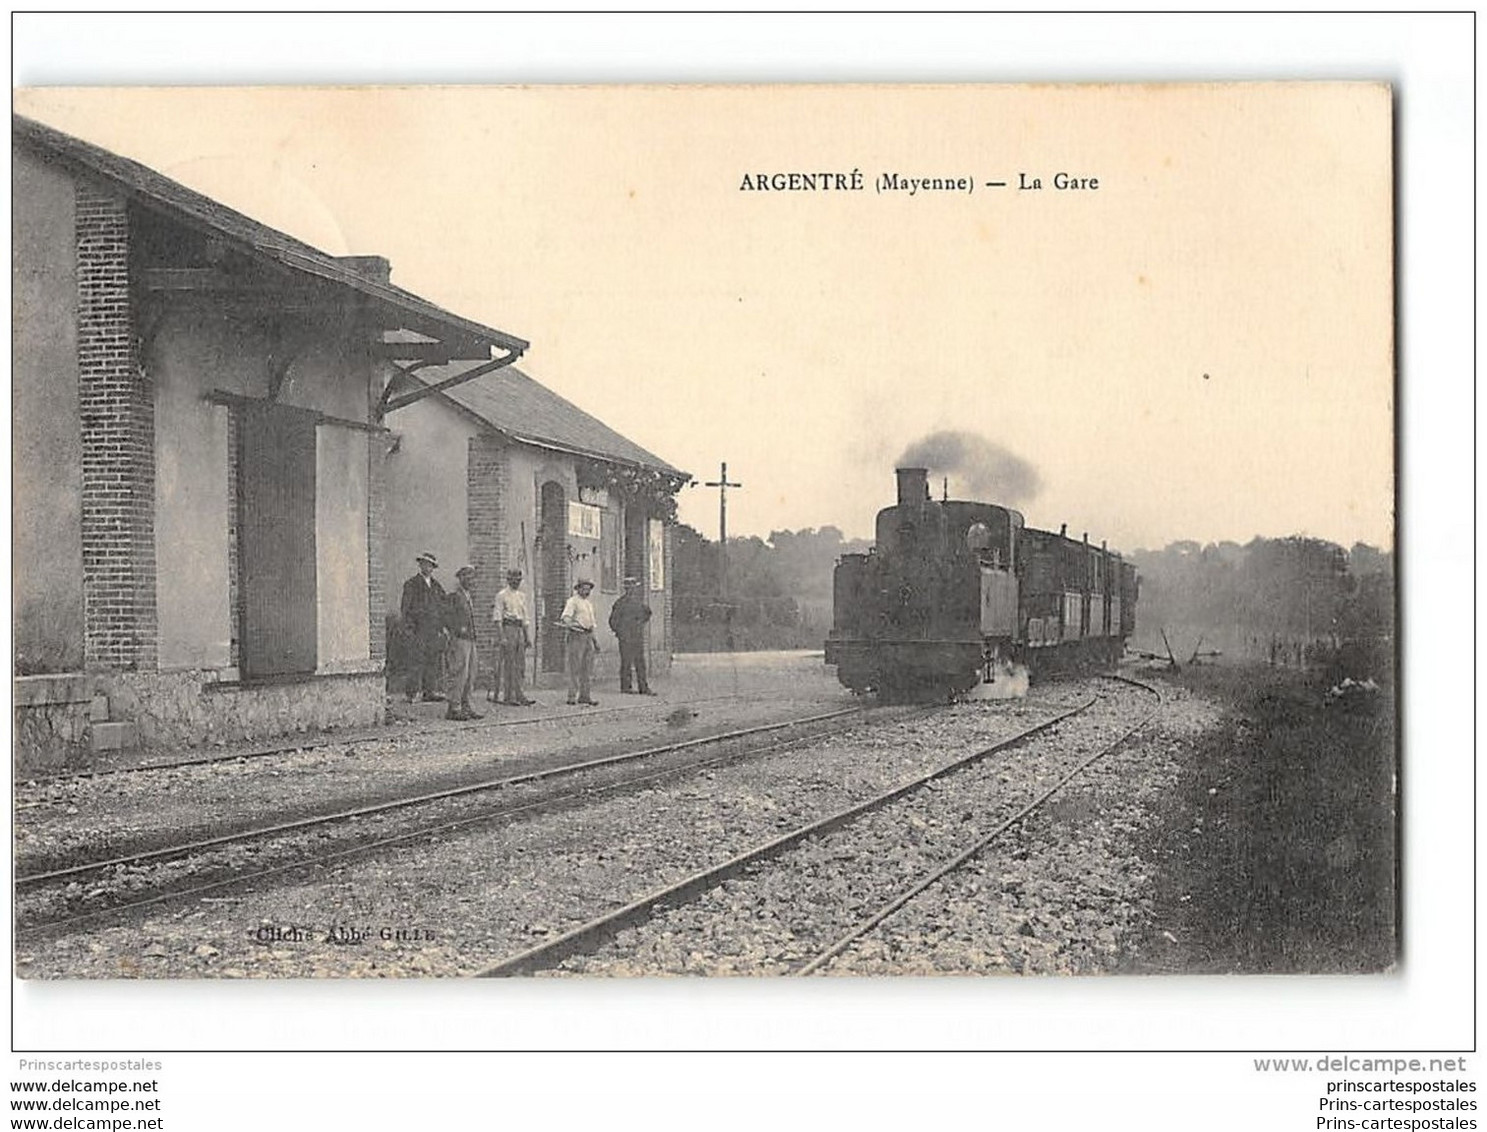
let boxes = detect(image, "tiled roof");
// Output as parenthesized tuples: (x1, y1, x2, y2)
(14, 114, 680, 477)
(414, 362, 685, 477)
(12, 114, 527, 355)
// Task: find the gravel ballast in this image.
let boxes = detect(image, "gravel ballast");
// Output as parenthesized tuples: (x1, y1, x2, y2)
(15, 652, 858, 871)
(551, 679, 1163, 976)
(18, 667, 1220, 980)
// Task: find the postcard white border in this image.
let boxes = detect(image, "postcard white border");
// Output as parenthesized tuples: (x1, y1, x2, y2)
(8, 11, 1473, 1056)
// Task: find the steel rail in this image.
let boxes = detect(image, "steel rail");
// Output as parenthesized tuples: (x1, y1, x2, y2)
(17, 719, 853, 937)
(23, 691, 790, 783)
(476, 697, 1097, 977)
(16, 706, 870, 889)
(793, 676, 1163, 975)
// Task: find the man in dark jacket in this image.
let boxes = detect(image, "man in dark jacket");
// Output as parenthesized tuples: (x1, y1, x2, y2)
(608, 576, 654, 695)
(443, 565, 482, 720)
(400, 552, 447, 702)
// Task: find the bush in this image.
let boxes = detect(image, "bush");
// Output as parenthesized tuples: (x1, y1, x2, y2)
(1145, 664, 1395, 973)
(674, 621, 823, 653)
(15, 591, 84, 675)
(385, 613, 414, 681)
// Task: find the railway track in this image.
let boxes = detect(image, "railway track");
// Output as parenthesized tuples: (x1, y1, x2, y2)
(479, 674, 1160, 977)
(21, 690, 786, 784)
(795, 675, 1159, 974)
(15, 703, 912, 935)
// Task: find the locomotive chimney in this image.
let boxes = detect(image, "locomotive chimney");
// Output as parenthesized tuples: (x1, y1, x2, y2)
(895, 467, 929, 507)
(1059, 523, 1067, 537)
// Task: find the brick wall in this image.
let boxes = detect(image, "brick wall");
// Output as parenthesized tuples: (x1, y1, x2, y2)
(467, 434, 511, 682)
(76, 181, 157, 672)
(663, 521, 675, 664)
(367, 430, 389, 665)
(226, 404, 242, 669)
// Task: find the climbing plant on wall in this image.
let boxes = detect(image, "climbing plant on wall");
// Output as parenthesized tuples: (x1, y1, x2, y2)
(575, 457, 687, 522)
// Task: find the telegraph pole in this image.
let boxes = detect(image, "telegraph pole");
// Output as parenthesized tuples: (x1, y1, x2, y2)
(703, 461, 742, 602)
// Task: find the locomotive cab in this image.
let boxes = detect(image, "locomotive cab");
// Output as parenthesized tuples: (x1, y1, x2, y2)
(826, 467, 1138, 696)
(828, 468, 1023, 700)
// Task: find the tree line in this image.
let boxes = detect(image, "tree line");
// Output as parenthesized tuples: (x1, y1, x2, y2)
(671, 523, 870, 651)
(672, 522, 1394, 682)
(1128, 536, 1394, 679)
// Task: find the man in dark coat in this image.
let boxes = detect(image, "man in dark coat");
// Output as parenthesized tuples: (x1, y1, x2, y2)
(443, 565, 482, 720)
(608, 576, 654, 695)
(400, 552, 447, 702)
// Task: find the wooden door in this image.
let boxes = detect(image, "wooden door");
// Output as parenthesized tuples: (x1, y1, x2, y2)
(624, 505, 647, 587)
(539, 481, 567, 671)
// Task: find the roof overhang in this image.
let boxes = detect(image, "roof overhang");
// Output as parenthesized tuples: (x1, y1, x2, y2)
(15, 115, 530, 385)
(394, 370, 688, 482)
(494, 429, 690, 483)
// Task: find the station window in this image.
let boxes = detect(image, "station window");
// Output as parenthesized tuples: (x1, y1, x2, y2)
(568, 501, 602, 540)
(648, 519, 665, 590)
(600, 508, 619, 592)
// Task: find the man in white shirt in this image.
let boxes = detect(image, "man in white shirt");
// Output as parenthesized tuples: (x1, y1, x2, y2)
(560, 578, 600, 706)
(490, 568, 536, 706)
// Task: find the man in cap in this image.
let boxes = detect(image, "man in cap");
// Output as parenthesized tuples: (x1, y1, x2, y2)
(608, 575, 655, 695)
(489, 567, 536, 706)
(400, 552, 447, 703)
(559, 578, 600, 706)
(443, 565, 482, 721)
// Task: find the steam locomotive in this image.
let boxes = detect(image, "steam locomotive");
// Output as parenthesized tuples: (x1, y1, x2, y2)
(825, 468, 1138, 699)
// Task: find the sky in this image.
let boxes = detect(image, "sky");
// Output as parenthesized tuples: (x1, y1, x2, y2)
(14, 78, 1394, 555)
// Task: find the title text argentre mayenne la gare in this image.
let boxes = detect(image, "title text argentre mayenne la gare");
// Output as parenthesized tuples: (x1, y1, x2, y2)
(738, 170, 1101, 194)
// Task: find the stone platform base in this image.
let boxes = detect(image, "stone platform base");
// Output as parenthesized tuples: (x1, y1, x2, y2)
(14, 673, 99, 771)
(15, 668, 387, 773)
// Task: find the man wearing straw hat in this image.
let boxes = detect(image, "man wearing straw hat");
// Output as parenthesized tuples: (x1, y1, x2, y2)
(489, 567, 536, 706)
(559, 578, 600, 706)
(443, 565, 483, 721)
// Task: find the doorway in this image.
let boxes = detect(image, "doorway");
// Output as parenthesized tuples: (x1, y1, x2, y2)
(238, 401, 318, 678)
(539, 481, 568, 672)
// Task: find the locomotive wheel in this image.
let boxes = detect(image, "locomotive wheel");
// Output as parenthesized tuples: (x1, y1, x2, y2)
(875, 677, 910, 704)
(877, 674, 973, 704)
(948, 672, 979, 701)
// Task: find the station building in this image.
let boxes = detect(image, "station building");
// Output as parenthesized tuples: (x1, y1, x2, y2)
(382, 361, 686, 690)
(12, 115, 681, 767)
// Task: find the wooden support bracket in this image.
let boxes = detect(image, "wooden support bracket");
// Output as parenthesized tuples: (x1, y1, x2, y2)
(379, 348, 522, 417)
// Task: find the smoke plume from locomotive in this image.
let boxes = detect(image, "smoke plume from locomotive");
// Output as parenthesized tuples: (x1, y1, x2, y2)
(897, 430, 1041, 507)
(966, 661, 1031, 701)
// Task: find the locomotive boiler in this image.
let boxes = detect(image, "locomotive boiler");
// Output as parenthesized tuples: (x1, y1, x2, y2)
(825, 467, 1138, 699)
